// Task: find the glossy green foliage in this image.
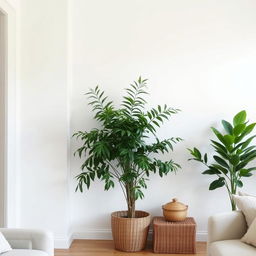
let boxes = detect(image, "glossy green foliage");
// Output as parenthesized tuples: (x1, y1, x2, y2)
(188, 110, 256, 210)
(74, 77, 181, 217)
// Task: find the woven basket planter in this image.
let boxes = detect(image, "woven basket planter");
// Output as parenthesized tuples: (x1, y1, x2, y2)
(111, 210, 151, 252)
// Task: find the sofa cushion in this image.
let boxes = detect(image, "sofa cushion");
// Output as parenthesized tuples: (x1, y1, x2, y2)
(0, 232, 12, 254)
(238, 191, 256, 197)
(233, 194, 256, 226)
(209, 239, 256, 256)
(7, 240, 32, 250)
(1, 249, 48, 256)
(242, 215, 256, 247)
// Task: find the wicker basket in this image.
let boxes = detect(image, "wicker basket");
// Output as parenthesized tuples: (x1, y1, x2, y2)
(111, 210, 150, 252)
(153, 217, 196, 254)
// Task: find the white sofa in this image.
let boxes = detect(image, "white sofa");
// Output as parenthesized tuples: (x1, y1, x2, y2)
(208, 211, 256, 256)
(0, 229, 54, 256)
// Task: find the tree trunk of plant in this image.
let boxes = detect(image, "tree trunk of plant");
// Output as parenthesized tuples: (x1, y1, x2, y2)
(127, 198, 135, 218)
(126, 183, 136, 218)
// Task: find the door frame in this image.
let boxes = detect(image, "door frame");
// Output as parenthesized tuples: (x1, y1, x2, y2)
(0, 9, 6, 228)
(0, 0, 17, 227)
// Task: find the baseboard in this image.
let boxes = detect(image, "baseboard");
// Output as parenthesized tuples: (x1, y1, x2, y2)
(72, 229, 113, 240)
(56, 228, 207, 249)
(71, 229, 208, 243)
(196, 231, 208, 241)
(54, 233, 73, 249)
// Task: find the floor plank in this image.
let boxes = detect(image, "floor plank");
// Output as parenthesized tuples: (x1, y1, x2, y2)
(55, 240, 207, 256)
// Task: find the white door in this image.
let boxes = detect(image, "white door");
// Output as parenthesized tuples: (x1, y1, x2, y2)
(0, 11, 6, 227)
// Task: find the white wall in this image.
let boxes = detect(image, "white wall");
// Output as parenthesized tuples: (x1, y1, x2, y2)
(14, 0, 256, 248)
(18, 0, 71, 248)
(5, 0, 18, 9)
(0, 11, 5, 227)
(70, 0, 256, 240)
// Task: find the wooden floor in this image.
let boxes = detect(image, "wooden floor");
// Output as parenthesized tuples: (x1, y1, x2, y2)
(55, 240, 207, 256)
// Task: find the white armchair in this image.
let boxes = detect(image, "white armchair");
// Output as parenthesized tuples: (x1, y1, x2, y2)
(208, 211, 256, 256)
(0, 229, 54, 256)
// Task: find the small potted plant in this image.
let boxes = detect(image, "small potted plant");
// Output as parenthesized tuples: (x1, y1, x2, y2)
(188, 110, 256, 210)
(74, 77, 181, 252)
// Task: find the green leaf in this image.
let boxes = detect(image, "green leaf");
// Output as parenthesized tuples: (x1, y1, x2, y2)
(211, 127, 223, 140)
(211, 164, 228, 175)
(188, 147, 202, 160)
(223, 134, 234, 145)
(240, 150, 256, 161)
(230, 155, 240, 166)
(233, 124, 246, 136)
(236, 161, 249, 171)
(242, 145, 256, 154)
(214, 149, 229, 160)
(204, 153, 208, 164)
(213, 155, 229, 169)
(222, 120, 233, 135)
(202, 169, 221, 175)
(211, 127, 222, 137)
(237, 180, 243, 188)
(233, 110, 246, 127)
(241, 135, 256, 150)
(153, 120, 160, 127)
(193, 147, 202, 160)
(239, 169, 253, 177)
(235, 124, 256, 144)
(211, 140, 228, 153)
(243, 123, 256, 136)
(209, 177, 225, 190)
(233, 136, 256, 152)
(211, 128, 230, 149)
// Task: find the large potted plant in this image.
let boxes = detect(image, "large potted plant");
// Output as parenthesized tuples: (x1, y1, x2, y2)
(73, 77, 181, 252)
(188, 110, 256, 210)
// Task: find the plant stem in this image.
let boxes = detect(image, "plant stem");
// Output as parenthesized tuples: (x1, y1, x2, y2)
(231, 197, 236, 211)
(106, 161, 128, 203)
(229, 165, 237, 211)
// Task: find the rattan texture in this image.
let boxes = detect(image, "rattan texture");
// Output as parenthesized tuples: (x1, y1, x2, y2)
(111, 211, 151, 252)
(153, 217, 196, 254)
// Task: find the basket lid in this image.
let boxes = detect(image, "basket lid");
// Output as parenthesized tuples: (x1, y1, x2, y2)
(162, 198, 187, 211)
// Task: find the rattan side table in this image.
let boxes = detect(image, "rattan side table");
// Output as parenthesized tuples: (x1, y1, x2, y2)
(153, 217, 196, 254)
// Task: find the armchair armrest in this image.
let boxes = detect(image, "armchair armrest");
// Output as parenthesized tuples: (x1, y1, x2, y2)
(208, 211, 247, 244)
(0, 228, 54, 256)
